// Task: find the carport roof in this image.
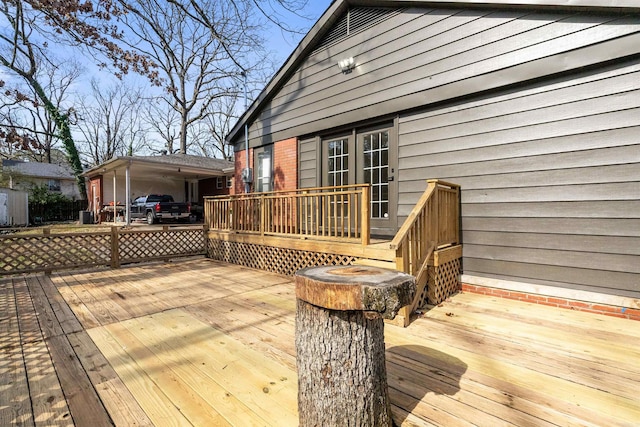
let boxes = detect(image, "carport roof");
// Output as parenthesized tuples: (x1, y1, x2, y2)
(83, 154, 234, 180)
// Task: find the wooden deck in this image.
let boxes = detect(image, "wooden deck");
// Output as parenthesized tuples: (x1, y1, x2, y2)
(2, 258, 639, 426)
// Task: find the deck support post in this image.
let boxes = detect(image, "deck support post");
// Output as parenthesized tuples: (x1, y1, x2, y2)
(294, 266, 415, 427)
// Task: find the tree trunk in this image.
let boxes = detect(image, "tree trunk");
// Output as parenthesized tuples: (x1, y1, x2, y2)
(295, 299, 391, 427)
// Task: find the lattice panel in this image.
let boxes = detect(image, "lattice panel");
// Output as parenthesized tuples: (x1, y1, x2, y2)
(427, 258, 461, 305)
(207, 240, 356, 276)
(0, 234, 111, 274)
(119, 229, 206, 262)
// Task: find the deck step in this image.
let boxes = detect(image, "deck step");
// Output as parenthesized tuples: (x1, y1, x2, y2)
(353, 258, 397, 271)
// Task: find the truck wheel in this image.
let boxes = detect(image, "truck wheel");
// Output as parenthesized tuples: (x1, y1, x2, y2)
(146, 212, 155, 225)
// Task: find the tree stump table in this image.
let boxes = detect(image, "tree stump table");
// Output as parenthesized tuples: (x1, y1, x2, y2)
(294, 265, 416, 427)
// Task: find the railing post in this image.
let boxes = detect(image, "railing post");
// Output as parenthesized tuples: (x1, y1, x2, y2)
(295, 266, 415, 426)
(43, 228, 52, 275)
(361, 185, 370, 246)
(455, 184, 461, 245)
(110, 226, 120, 269)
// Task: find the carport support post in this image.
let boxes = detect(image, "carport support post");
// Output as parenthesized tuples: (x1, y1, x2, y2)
(112, 171, 117, 224)
(125, 163, 131, 225)
(294, 266, 415, 427)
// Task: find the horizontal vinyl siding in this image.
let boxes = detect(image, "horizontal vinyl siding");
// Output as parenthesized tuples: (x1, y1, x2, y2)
(241, 7, 640, 147)
(398, 58, 640, 297)
(298, 138, 317, 188)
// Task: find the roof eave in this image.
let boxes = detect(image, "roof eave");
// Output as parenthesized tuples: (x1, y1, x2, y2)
(227, 0, 347, 143)
(82, 156, 233, 178)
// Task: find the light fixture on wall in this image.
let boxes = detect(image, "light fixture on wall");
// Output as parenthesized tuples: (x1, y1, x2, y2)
(338, 57, 355, 74)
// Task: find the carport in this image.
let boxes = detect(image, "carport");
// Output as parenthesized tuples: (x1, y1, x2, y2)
(83, 154, 234, 225)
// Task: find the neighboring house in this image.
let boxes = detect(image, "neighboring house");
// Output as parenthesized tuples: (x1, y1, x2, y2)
(1, 159, 83, 200)
(82, 153, 234, 222)
(228, 1, 640, 305)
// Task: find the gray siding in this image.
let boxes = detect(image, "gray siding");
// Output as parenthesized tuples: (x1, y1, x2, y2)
(298, 137, 318, 188)
(398, 58, 640, 297)
(238, 7, 640, 147)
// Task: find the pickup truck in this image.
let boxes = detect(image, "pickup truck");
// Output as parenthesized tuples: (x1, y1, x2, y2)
(131, 194, 191, 225)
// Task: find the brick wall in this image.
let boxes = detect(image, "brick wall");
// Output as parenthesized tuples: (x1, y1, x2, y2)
(234, 139, 297, 193)
(461, 283, 640, 321)
(273, 137, 297, 191)
(234, 149, 252, 195)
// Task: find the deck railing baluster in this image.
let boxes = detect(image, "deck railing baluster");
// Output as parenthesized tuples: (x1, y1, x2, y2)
(204, 184, 371, 244)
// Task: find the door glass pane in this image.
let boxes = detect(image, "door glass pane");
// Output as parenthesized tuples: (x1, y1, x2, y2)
(361, 130, 389, 220)
(327, 138, 349, 187)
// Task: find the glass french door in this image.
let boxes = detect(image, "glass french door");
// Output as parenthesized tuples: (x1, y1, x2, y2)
(322, 123, 397, 234)
(361, 129, 389, 220)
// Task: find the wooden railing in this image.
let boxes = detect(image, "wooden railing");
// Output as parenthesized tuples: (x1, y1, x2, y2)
(204, 184, 371, 245)
(390, 179, 461, 316)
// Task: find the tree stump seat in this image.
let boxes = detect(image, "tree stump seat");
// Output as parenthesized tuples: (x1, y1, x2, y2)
(295, 266, 416, 427)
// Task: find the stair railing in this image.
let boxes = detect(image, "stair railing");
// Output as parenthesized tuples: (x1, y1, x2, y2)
(390, 179, 460, 321)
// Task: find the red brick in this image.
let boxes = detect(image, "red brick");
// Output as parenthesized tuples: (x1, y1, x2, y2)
(567, 301, 590, 309)
(489, 289, 510, 297)
(459, 283, 640, 321)
(602, 312, 627, 319)
(622, 308, 640, 317)
(538, 300, 559, 308)
(234, 149, 253, 194)
(591, 304, 619, 313)
(273, 138, 297, 192)
(627, 314, 640, 321)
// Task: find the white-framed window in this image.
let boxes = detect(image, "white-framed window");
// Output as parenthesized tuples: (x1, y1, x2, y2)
(216, 177, 223, 189)
(226, 176, 233, 188)
(254, 145, 273, 192)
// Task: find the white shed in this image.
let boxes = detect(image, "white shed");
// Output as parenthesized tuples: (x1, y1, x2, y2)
(0, 188, 29, 226)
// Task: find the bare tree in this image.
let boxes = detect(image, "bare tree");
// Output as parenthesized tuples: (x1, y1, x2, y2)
(121, 0, 309, 156)
(120, 1, 245, 155)
(1, 59, 83, 163)
(191, 95, 239, 160)
(2, 0, 313, 173)
(76, 79, 147, 166)
(141, 97, 181, 154)
(0, 1, 88, 197)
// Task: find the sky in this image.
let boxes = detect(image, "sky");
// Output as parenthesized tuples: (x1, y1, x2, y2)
(0, 0, 335, 160)
(80, 1, 334, 92)
(272, 1, 333, 59)
(1, 1, 334, 93)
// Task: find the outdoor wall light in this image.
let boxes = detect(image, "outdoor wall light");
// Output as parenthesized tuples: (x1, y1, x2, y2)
(338, 57, 355, 74)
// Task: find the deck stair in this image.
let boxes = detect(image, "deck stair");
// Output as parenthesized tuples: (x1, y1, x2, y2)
(204, 179, 462, 327)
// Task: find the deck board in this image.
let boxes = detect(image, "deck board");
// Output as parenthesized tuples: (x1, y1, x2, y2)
(67, 330, 153, 427)
(0, 279, 34, 427)
(14, 277, 72, 427)
(2, 258, 639, 426)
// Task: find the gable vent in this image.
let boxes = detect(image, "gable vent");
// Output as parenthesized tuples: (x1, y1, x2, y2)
(313, 7, 400, 53)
